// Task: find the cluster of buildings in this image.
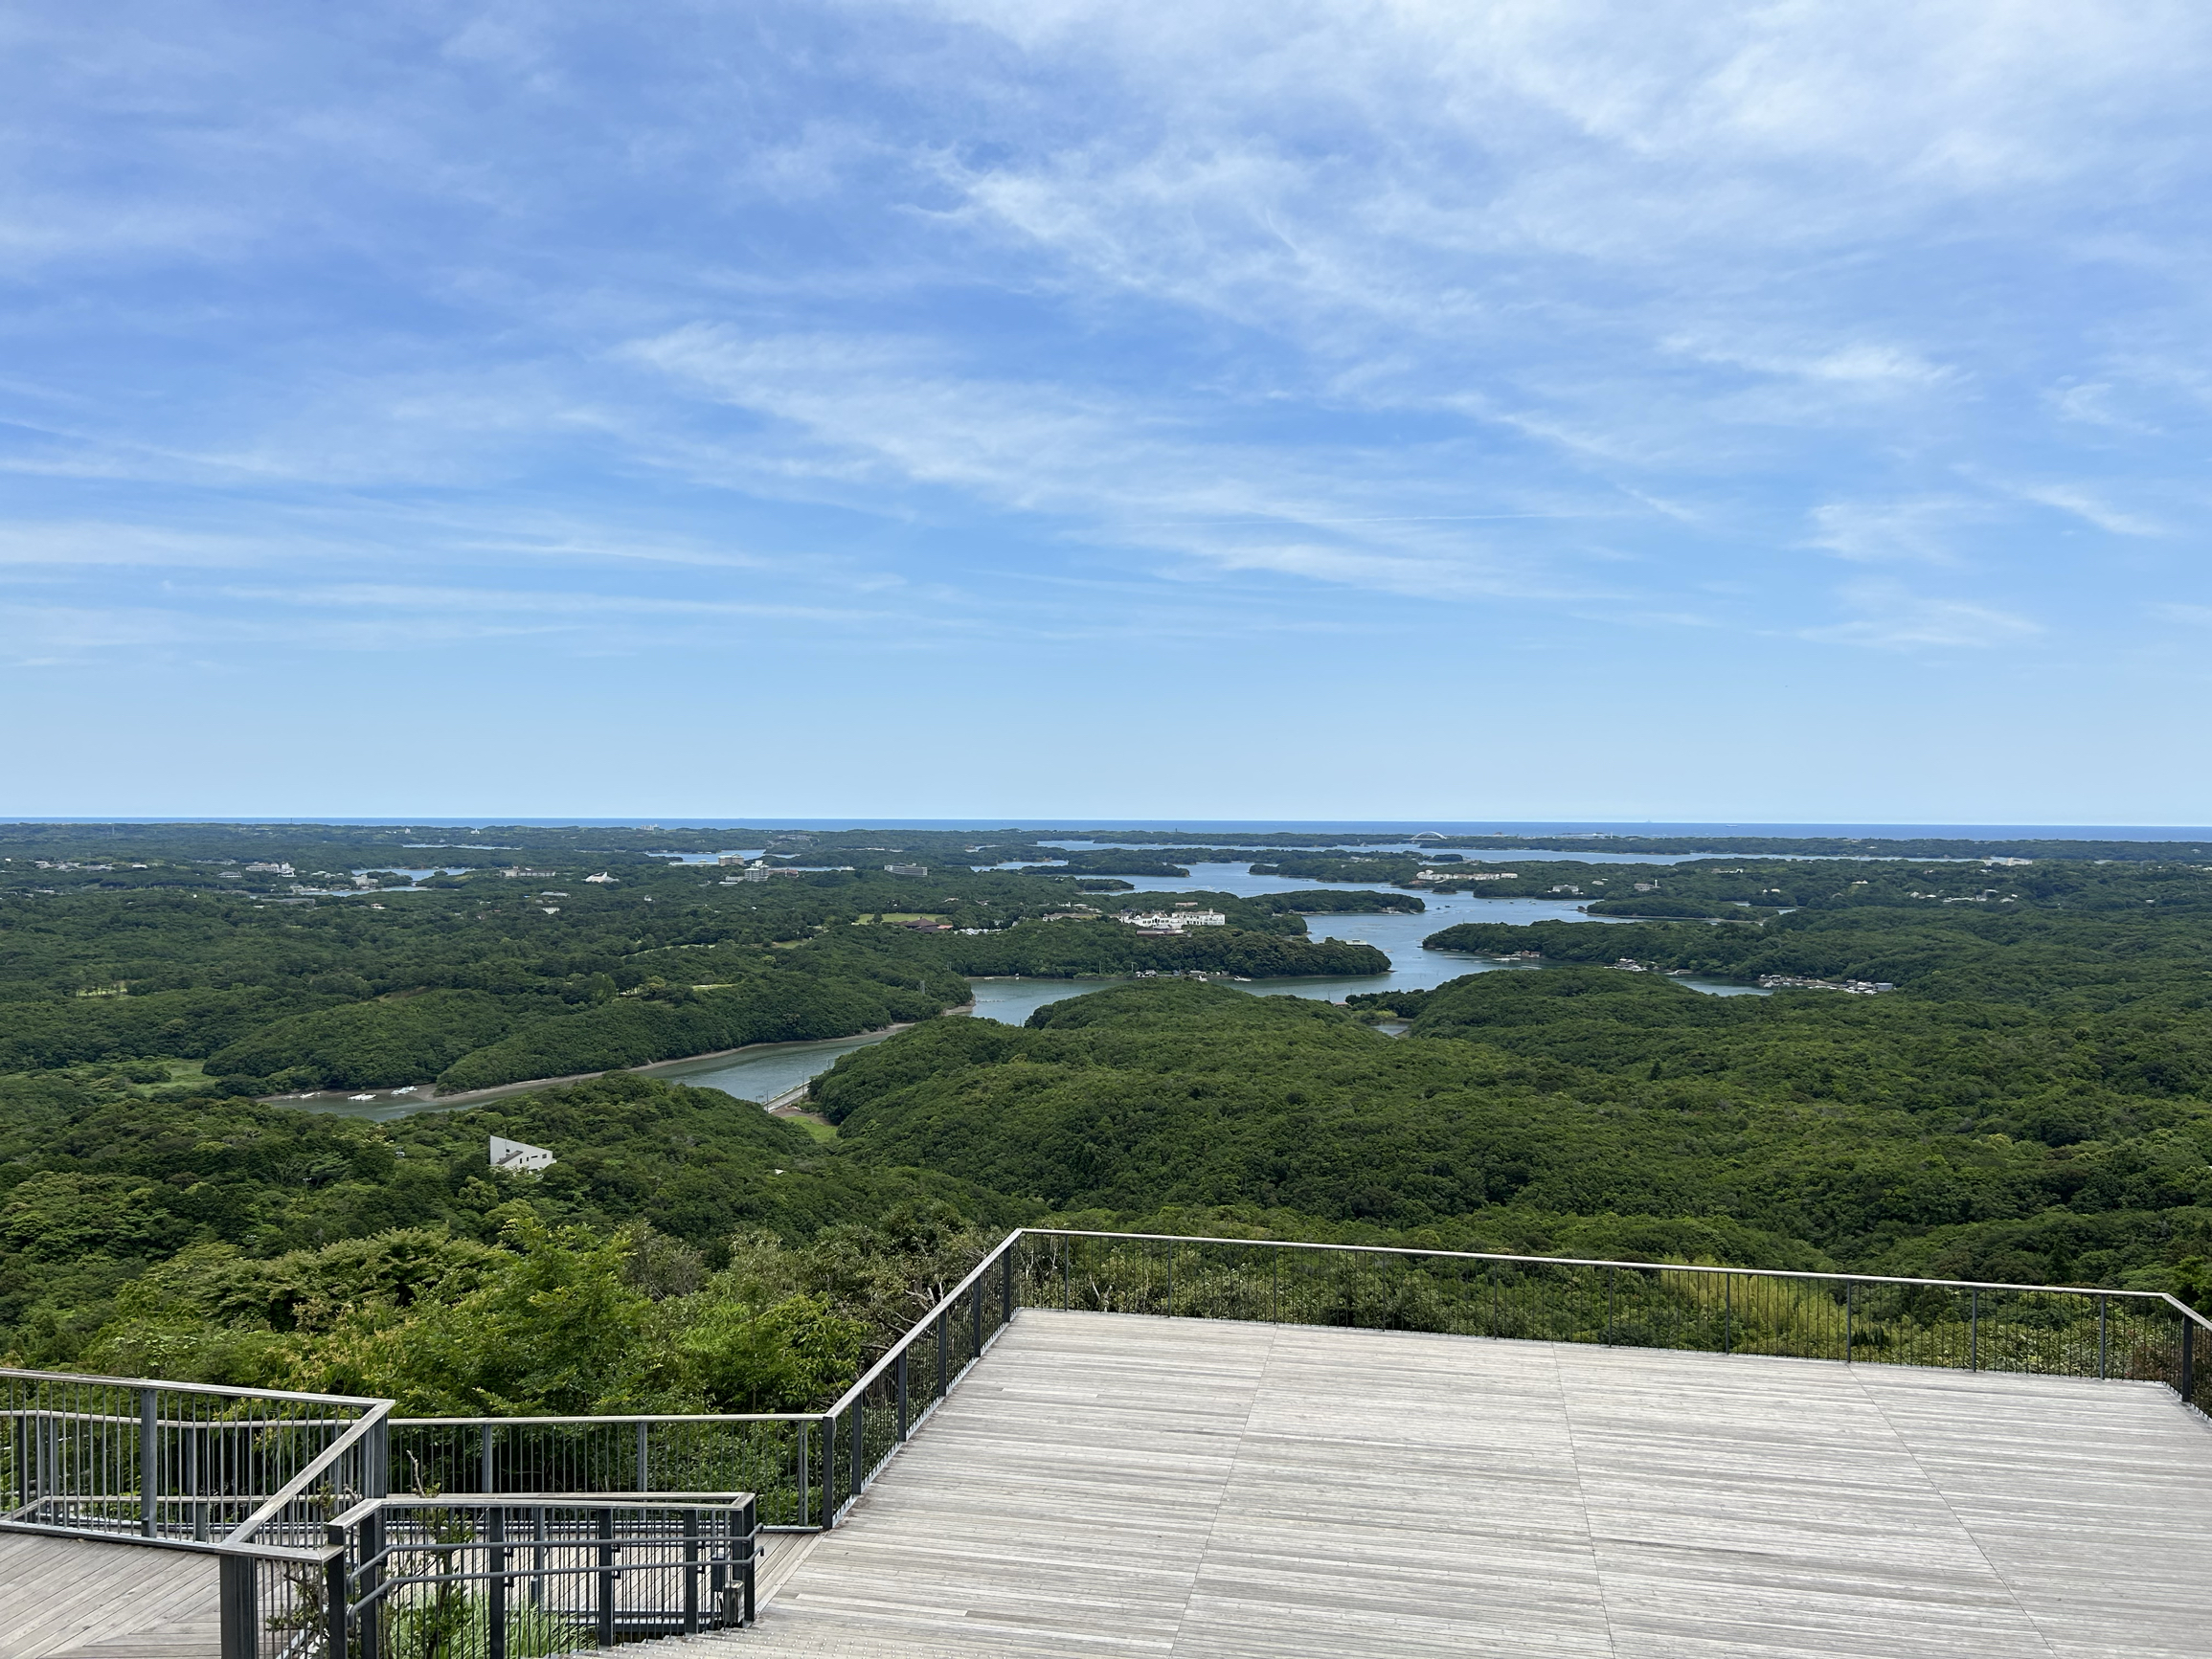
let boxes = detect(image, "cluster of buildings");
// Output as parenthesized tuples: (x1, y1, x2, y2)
(1117, 908, 1228, 933)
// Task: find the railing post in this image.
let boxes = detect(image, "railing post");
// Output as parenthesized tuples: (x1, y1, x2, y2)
(486, 1505, 508, 1659)
(1063, 1238, 1072, 1311)
(1272, 1249, 1279, 1324)
(218, 1553, 257, 1659)
(850, 1402, 864, 1498)
(369, 1416, 388, 1501)
(937, 1303, 949, 1399)
(1165, 1242, 1174, 1316)
(1604, 1268, 1614, 1346)
(739, 1496, 757, 1626)
(362, 1507, 386, 1655)
(326, 1536, 349, 1659)
(140, 1387, 158, 1537)
(1845, 1282, 1854, 1362)
(2181, 1312, 2196, 1405)
(971, 1282, 982, 1356)
(637, 1421, 650, 1492)
(896, 1349, 910, 1442)
(1723, 1273, 1732, 1355)
(2098, 1294, 2109, 1379)
(1970, 1289, 1979, 1372)
(797, 1421, 810, 1529)
(481, 1423, 496, 1494)
(1003, 1246, 1014, 1329)
(683, 1507, 701, 1635)
(596, 1507, 616, 1648)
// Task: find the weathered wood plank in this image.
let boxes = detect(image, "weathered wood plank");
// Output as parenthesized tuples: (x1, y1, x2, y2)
(0, 1533, 219, 1659)
(667, 1311, 2212, 1659)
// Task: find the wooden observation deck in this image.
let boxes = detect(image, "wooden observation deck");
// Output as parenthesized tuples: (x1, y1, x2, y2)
(697, 1309, 2212, 1658)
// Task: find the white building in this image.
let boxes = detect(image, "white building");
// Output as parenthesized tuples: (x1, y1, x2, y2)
(489, 1134, 555, 1174)
(1118, 910, 1228, 930)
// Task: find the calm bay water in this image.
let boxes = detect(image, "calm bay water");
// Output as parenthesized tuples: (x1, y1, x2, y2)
(297, 860, 1761, 1116)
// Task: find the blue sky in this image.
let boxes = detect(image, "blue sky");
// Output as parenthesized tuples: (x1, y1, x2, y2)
(5, 2, 2209, 822)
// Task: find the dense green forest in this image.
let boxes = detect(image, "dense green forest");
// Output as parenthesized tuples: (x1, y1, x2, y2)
(7, 820, 2212, 1416)
(0, 820, 1387, 1092)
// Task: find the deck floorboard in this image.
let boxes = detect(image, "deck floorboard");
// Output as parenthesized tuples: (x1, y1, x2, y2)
(0, 1533, 219, 1659)
(675, 1310, 2212, 1658)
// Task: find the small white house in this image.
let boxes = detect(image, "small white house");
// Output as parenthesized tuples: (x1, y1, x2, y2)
(489, 1134, 556, 1174)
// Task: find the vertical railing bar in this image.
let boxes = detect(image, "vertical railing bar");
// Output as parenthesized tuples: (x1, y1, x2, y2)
(487, 1503, 508, 1659)
(139, 1388, 157, 1538)
(596, 1505, 616, 1648)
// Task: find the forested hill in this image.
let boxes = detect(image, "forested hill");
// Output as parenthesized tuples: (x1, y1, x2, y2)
(815, 973, 2212, 1290)
(7, 819, 2212, 1416)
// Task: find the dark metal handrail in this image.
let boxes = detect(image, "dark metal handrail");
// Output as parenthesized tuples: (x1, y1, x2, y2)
(227, 1400, 391, 1546)
(1027, 1226, 2212, 1325)
(1011, 1228, 2212, 1409)
(13, 1224, 2207, 1572)
(0, 1366, 387, 1408)
(326, 1492, 757, 1659)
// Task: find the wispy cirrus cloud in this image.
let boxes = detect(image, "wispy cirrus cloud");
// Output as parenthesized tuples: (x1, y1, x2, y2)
(8, 0, 2212, 813)
(1804, 581, 2043, 650)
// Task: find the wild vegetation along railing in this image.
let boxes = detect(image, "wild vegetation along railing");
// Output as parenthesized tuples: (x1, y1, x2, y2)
(386, 1230, 1029, 1529)
(327, 1493, 757, 1659)
(1009, 1230, 2212, 1412)
(1, 1367, 387, 1543)
(25, 1227, 2201, 1564)
(386, 1415, 815, 1527)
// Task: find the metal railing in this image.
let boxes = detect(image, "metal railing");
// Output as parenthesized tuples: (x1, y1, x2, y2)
(17, 1224, 2210, 1584)
(386, 1415, 813, 1527)
(380, 1232, 1029, 1530)
(355, 1227, 2212, 1527)
(327, 1494, 756, 1659)
(2, 1368, 387, 1544)
(220, 1538, 349, 1659)
(820, 1229, 1022, 1521)
(1007, 1229, 2212, 1411)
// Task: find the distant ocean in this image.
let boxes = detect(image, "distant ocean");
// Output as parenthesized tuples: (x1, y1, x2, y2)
(17, 818, 2210, 839)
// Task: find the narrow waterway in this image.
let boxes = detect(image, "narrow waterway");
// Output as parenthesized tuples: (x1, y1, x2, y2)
(294, 861, 1763, 1117)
